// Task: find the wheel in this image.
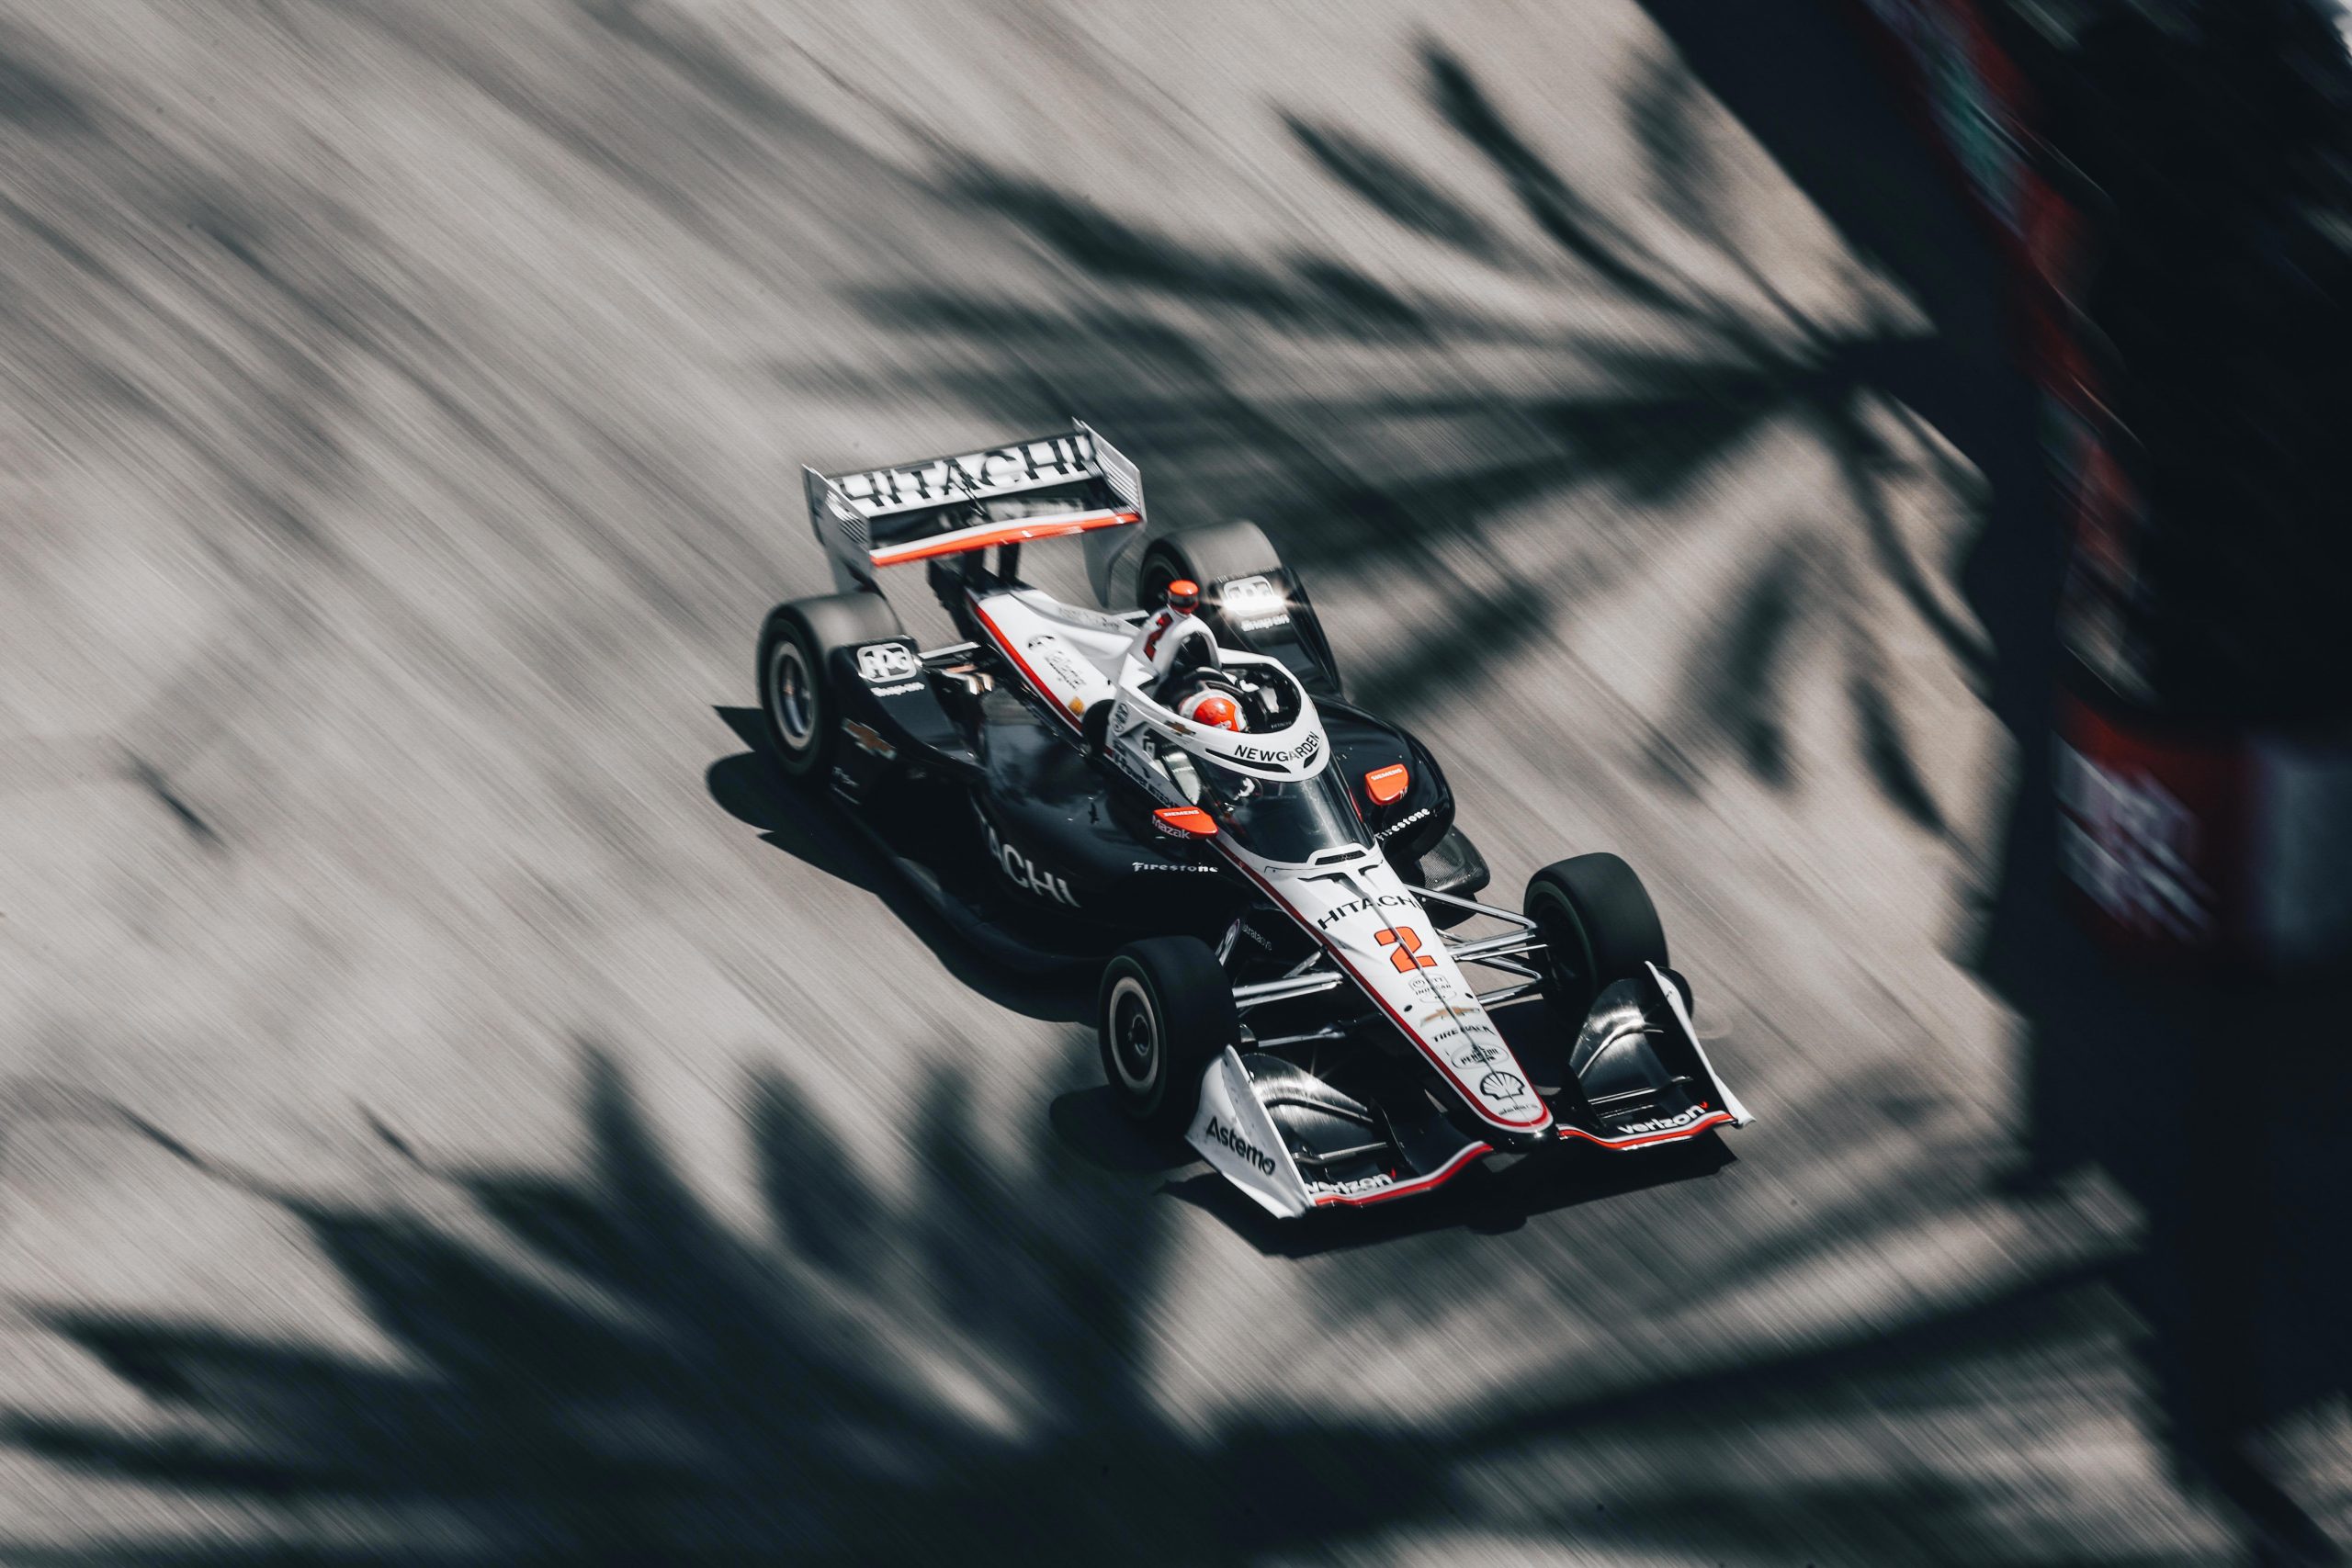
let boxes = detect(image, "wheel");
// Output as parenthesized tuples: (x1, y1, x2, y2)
(755, 592, 903, 780)
(1097, 936, 1238, 1134)
(1136, 520, 1284, 607)
(1524, 852, 1668, 1025)
(1136, 521, 1342, 696)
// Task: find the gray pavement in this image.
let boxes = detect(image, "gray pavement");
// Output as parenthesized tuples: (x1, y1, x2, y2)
(1, 1, 2342, 1562)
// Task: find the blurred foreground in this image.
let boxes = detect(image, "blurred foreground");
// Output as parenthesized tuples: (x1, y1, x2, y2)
(1, 1, 2345, 1562)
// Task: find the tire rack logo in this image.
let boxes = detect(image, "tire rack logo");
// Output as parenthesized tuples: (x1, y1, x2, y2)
(985, 820, 1079, 908)
(1434, 1005, 1529, 1111)
(854, 642, 920, 683)
(1205, 1115, 1277, 1176)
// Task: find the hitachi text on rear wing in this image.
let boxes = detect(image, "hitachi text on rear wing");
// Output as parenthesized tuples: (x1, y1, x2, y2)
(804, 422, 1146, 598)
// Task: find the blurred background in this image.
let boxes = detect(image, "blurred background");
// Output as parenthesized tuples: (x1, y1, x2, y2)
(0, 0, 2344, 1562)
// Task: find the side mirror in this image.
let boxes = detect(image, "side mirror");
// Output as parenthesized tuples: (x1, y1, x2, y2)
(1364, 763, 1410, 805)
(1153, 806, 1218, 838)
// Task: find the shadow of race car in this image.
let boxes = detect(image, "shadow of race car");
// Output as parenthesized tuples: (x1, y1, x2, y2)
(756, 422, 1753, 1216)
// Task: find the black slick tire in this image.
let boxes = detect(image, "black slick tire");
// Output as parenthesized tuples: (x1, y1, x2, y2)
(1098, 936, 1237, 1135)
(1524, 852, 1668, 1026)
(1136, 521, 1342, 695)
(755, 592, 903, 781)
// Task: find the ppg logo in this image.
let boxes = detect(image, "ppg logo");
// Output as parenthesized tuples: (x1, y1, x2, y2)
(854, 642, 919, 683)
(1217, 575, 1283, 614)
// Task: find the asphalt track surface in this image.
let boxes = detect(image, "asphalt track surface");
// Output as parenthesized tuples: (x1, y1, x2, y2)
(2, 2, 2346, 1563)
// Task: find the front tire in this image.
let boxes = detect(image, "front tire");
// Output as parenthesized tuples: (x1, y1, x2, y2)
(1525, 852, 1668, 1026)
(1098, 937, 1237, 1134)
(755, 592, 903, 780)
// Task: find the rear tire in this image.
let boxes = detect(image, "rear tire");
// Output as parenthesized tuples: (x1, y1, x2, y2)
(756, 592, 903, 780)
(1098, 936, 1237, 1134)
(1137, 521, 1342, 696)
(1137, 520, 1284, 604)
(1524, 853, 1668, 1026)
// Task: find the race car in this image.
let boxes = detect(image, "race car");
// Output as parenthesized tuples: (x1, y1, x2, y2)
(756, 422, 1752, 1216)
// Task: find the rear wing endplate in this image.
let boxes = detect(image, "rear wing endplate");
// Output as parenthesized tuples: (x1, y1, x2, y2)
(805, 421, 1145, 594)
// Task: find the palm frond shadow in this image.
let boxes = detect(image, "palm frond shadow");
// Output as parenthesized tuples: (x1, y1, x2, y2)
(840, 39, 1996, 831)
(704, 705, 1091, 1022)
(2, 1043, 1416, 1564)
(5, 1041, 2183, 1567)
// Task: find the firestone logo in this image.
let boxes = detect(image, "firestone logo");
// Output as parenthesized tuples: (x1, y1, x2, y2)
(1205, 1115, 1278, 1176)
(1376, 806, 1431, 842)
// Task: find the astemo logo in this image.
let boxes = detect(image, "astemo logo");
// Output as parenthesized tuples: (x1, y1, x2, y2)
(1204, 1115, 1278, 1176)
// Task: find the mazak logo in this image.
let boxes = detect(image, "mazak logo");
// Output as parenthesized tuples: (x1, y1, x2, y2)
(854, 642, 919, 683)
(1205, 1115, 1278, 1176)
(986, 821, 1079, 908)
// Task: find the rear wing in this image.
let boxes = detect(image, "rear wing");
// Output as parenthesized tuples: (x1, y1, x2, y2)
(805, 421, 1145, 596)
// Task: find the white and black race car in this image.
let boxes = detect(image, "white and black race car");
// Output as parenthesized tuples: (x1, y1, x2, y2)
(757, 423, 1752, 1216)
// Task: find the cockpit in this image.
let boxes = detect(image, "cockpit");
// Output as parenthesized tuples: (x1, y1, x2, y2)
(1136, 667, 1367, 863)
(1159, 658, 1307, 737)
(1162, 746, 1370, 862)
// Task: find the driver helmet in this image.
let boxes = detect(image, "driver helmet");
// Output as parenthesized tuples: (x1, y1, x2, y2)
(1165, 578, 1201, 613)
(1179, 686, 1245, 731)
